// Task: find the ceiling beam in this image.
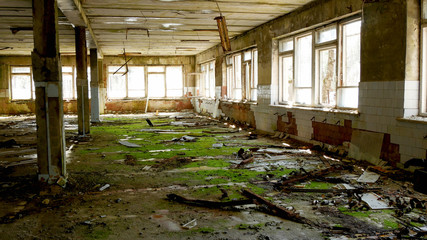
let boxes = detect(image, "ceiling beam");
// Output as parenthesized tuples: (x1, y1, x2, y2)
(57, 0, 103, 58)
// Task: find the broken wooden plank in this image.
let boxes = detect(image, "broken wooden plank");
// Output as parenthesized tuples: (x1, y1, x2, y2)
(276, 165, 343, 188)
(241, 189, 313, 225)
(166, 193, 252, 208)
(234, 157, 254, 169)
(282, 188, 381, 194)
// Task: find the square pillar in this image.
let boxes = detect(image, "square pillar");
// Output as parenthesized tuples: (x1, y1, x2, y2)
(90, 48, 100, 122)
(75, 26, 90, 135)
(32, 0, 66, 182)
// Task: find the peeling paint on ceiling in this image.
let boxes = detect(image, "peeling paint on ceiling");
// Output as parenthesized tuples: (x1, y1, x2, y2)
(0, 0, 315, 56)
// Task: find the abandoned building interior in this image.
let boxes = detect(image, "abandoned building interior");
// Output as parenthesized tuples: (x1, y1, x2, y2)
(1, 0, 427, 239)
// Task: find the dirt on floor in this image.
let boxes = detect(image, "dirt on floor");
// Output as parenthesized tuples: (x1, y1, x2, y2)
(0, 112, 426, 240)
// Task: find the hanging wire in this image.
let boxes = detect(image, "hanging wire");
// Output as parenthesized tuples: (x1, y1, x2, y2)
(214, 0, 223, 17)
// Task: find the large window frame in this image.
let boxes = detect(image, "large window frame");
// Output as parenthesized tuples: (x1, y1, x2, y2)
(225, 48, 258, 102)
(200, 61, 215, 98)
(10, 66, 34, 100)
(278, 18, 361, 109)
(420, 0, 427, 115)
(107, 65, 184, 99)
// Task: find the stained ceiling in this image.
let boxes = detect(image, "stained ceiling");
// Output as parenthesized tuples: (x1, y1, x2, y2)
(0, 0, 314, 56)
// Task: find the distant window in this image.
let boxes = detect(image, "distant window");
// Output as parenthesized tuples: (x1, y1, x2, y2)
(108, 66, 146, 99)
(244, 49, 258, 101)
(278, 19, 360, 108)
(63, 66, 91, 100)
(147, 66, 165, 98)
(338, 20, 361, 108)
(295, 34, 313, 105)
(420, 1, 427, 115)
(62, 66, 75, 100)
(166, 66, 183, 97)
(201, 61, 215, 98)
(10, 66, 34, 100)
(108, 66, 128, 99)
(225, 48, 258, 101)
(128, 67, 145, 98)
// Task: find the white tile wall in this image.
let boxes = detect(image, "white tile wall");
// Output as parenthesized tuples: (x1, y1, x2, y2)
(194, 80, 426, 165)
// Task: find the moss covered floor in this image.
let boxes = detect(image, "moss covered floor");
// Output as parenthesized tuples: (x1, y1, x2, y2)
(0, 112, 426, 240)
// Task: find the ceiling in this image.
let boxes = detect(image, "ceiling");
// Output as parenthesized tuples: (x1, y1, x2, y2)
(0, 0, 314, 56)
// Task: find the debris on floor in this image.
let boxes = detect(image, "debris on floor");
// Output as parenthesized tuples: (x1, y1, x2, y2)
(0, 112, 426, 240)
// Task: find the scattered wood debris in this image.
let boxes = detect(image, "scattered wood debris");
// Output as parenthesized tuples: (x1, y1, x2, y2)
(166, 193, 252, 208)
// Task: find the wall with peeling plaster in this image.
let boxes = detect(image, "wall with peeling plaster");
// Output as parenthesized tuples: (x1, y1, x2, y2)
(0, 55, 196, 114)
(194, 0, 427, 167)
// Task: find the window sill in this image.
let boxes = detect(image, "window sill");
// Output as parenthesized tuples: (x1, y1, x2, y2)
(107, 97, 188, 101)
(10, 99, 34, 103)
(220, 99, 258, 105)
(396, 116, 427, 125)
(270, 104, 359, 115)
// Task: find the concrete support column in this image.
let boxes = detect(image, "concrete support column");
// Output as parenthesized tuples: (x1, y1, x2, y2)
(75, 26, 90, 135)
(90, 48, 100, 123)
(32, 0, 66, 182)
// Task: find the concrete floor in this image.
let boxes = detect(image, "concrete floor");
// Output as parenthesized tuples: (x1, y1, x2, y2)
(0, 112, 426, 239)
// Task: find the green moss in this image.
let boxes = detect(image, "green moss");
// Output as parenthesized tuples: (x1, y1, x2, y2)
(410, 222, 425, 228)
(183, 169, 263, 186)
(85, 227, 112, 240)
(235, 223, 264, 230)
(383, 219, 399, 229)
(304, 181, 334, 189)
(181, 159, 231, 169)
(339, 208, 372, 218)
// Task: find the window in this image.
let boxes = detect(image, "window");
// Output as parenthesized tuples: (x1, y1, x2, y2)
(244, 49, 258, 101)
(279, 39, 293, 104)
(232, 54, 242, 100)
(147, 67, 165, 98)
(420, 1, 427, 115)
(166, 66, 183, 97)
(108, 66, 146, 99)
(63, 66, 91, 100)
(147, 66, 183, 98)
(226, 56, 233, 99)
(339, 20, 361, 108)
(11, 66, 34, 100)
(62, 66, 76, 100)
(201, 61, 215, 98)
(295, 34, 313, 105)
(108, 65, 182, 99)
(278, 19, 360, 108)
(225, 49, 258, 101)
(128, 67, 145, 98)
